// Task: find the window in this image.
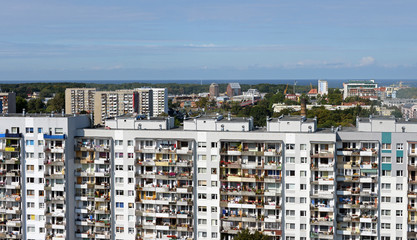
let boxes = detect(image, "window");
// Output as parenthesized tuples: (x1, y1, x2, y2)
(382, 143, 391, 150)
(116, 227, 124, 233)
(27, 177, 34, 183)
(211, 181, 217, 187)
(211, 207, 217, 212)
(396, 143, 403, 150)
(115, 152, 123, 158)
(27, 165, 34, 171)
(27, 226, 35, 232)
(212, 233, 218, 238)
(128, 153, 134, 158)
(286, 210, 295, 216)
(115, 177, 124, 183)
(381, 196, 391, 202)
(286, 183, 295, 190)
(211, 194, 218, 200)
(128, 190, 134, 196)
(127, 140, 133, 146)
(381, 223, 390, 229)
(198, 206, 207, 212)
(396, 210, 403, 216)
(286, 197, 295, 203)
(115, 140, 123, 146)
(198, 180, 207, 187)
(285, 157, 295, 163)
(286, 144, 295, 150)
(396, 224, 402, 230)
(198, 232, 207, 238)
(382, 156, 391, 163)
(300, 144, 306, 150)
(381, 209, 391, 216)
(128, 165, 134, 171)
(198, 168, 207, 174)
(115, 165, 124, 171)
(116, 202, 124, 208)
(11, 127, 19, 133)
(211, 168, 217, 174)
(198, 155, 207, 161)
(397, 157, 403, 163)
(39, 190, 44, 196)
(286, 170, 295, 176)
(116, 215, 124, 221)
(26, 127, 34, 133)
(300, 184, 306, 190)
(39, 203, 44, 208)
(27, 202, 35, 208)
(300, 171, 307, 177)
(396, 184, 403, 190)
(300, 224, 306, 229)
(116, 190, 124, 195)
(128, 178, 133, 184)
(198, 142, 207, 148)
(211, 155, 217, 161)
(26, 140, 34, 146)
(300, 211, 306, 216)
(198, 193, 207, 199)
(396, 171, 403, 177)
(286, 223, 295, 229)
(55, 128, 63, 134)
(301, 157, 307, 163)
(27, 190, 34, 196)
(38, 128, 43, 133)
(286, 237, 295, 240)
(382, 170, 391, 176)
(382, 183, 391, 190)
(128, 228, 134, 234)
(198, 219, 207, 225)
(300, 197, 307, 203)
(396, 197, 403, 203)
(38, 140, 44, 145)
(26, 152, 34, 158)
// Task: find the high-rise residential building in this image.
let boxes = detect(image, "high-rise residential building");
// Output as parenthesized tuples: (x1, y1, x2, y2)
(4, 113, 417, 240)
(226, 83, 241, 97)
(65, 88, 96, 114)
(0, 113, 90, 240)
(93, 90, 139, 125)
(209, 83, 219, 98)
(317, 80, 328, 96)
(151, 88, 168, 116)
(0, 92, 16, 113)
(135, 88, 153, 116)
(343, 80, 378, 100)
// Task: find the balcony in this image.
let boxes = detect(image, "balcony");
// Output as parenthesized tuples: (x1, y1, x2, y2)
(310, 151, 334, 158)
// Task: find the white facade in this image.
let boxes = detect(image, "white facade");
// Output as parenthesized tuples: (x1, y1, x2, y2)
(318, 80, 328, 96)
(151, 88, 168, 116)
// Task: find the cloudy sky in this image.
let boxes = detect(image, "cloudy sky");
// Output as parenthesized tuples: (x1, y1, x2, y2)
(1, 0, 416, 80)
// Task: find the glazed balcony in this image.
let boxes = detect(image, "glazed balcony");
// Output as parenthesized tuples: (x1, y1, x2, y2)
(310, 230, 333, 239)
(44, 158, 64, 166)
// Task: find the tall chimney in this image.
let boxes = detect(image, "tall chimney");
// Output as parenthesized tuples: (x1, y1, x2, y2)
(300, 98, 307, 117)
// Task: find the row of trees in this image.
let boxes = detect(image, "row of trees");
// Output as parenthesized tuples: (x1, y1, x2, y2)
(16, 93, 64, 113)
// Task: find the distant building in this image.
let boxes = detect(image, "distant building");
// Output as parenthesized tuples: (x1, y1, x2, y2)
(151, 88, 168, 116)
(285, 93, 301, 102)
(135, 88, 153, 116)
(209, 83, 219, 98)
(0, 92, 16, 113)
(65, 88, 96, 114)
(343, 80, 378, 100)
(94, 90, 139, 125)
(402, 104, 417, 119)
(307, 88, 318, 98)
(318, 80, 328, 95)
(226, 83, 241, 97)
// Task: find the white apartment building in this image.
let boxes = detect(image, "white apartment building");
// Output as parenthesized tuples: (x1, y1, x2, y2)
(318, 80, 328, 96)
(3, 113, 417, 240)
(151, 88, 168, 117)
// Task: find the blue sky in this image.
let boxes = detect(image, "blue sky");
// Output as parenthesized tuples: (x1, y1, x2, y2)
(1, 0, 416, 80)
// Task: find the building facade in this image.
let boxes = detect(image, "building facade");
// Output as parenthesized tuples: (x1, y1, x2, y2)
(0, 92, 16, 114)
(318, 80, 328, 96)
(3, 114, 417, 239)
(65, 88, 96, 115)
(209, 83, 219, 98)
(343, 80, 378, 100)
(226, 83, 241, 98)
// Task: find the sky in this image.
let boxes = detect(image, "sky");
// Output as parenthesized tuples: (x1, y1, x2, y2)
(0, 0, 417, 81)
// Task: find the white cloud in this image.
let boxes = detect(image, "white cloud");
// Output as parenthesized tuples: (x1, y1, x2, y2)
(359, 56, 375, 66)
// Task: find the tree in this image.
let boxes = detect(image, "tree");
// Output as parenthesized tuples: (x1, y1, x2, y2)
(16, 96, 28, 113)
(27, 98, 45, 113)
(233, 229, 270, 240)
(46, 93, 65, 113)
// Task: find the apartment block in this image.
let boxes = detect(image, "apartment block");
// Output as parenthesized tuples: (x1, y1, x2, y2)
(65, 88, 96, 114)
(151, 88, 168, 117)
(342, 80, 378, 100)
(93, 90, 139, 125)
(0, 92, 16, 114)
(0, 113, 90, 240)
(4, 113, 417, 240)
